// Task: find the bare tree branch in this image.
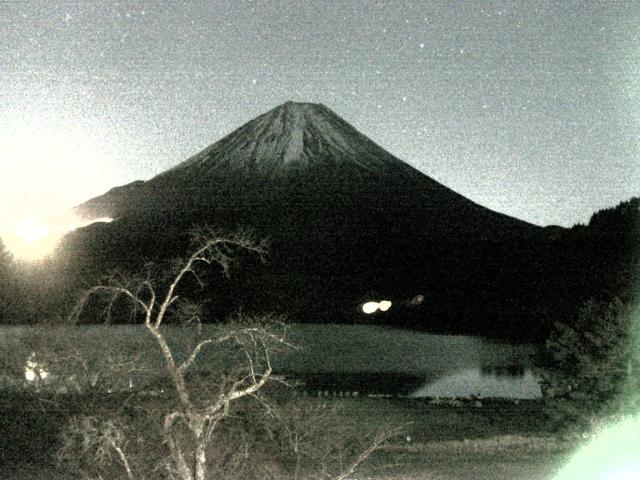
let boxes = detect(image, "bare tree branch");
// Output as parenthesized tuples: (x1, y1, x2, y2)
(60, 228, 394, 480)
(334, 425, 406, 480)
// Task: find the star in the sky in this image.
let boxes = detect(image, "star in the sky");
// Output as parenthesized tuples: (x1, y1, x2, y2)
(0, 0, 636, 228)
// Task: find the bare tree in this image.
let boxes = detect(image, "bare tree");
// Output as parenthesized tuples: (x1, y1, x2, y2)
(64, 229, 293, 480)
(258, 392, 405, 480)
(59, 228, 401, 480)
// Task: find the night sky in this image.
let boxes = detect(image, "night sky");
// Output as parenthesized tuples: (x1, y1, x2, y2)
(1, 0, 639, 235)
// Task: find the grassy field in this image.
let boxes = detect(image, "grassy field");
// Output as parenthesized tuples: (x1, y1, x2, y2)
(335, 397, 573, 480)
(0, 395, 576, 479)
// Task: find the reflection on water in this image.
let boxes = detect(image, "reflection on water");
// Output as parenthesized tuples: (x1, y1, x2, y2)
(481, 364, 527, 377)
(410, 367, 541, 399)
(278, 325, 541, 399)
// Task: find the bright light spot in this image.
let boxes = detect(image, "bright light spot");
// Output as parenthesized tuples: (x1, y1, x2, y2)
(7, 218, 57, 261)
(17, 219, 49, 243)
(25, 353, 49, 383)
(3, 213, 114, 261)
(362, 301, 379, 314)
(0, 100, 128, 259)
(555, 416, 640, 480)
(361, 299, 393, 314)
(379, 300, 392, 312)
(24, 369, 37, 382)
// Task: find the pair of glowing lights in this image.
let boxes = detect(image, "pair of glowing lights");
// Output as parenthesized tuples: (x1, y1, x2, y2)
(361, 300, 392, 314)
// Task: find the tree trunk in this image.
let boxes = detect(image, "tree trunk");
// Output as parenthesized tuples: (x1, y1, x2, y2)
(293, 437, 301, 480)
(164, 415, 194, 480)
(169, 441, 194, 480)
(194, 440, 208, 480)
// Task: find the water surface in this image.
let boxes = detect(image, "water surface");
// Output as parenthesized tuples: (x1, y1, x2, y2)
(0, 324, 541, 398)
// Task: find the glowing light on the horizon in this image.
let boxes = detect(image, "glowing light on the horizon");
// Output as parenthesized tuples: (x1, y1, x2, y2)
(5, 219, 58, 261)
(3, 215, 113, 261)
(17, 219, 49, 244)
(65, 217, 114, 232)
(0, 107, 123, 260)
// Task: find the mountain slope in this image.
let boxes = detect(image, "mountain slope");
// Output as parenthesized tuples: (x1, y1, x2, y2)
(74, 101, 537, 241)
(64, 101, 550, 336)
(165, 101, 405, 175)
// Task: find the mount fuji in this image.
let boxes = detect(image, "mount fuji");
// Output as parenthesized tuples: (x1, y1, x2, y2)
(65, 102, 549, 336)
(75, 101, 537, 238)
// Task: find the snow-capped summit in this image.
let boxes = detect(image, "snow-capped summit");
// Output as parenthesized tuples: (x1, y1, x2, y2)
(164, 101, 404, 177)
(73, 101, 538, 243)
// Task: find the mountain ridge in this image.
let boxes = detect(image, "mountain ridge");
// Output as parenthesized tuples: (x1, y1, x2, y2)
(163, 101, 406, 176)
(74, 101, 538, 242)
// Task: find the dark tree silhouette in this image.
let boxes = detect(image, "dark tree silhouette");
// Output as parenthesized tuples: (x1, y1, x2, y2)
(539, 297, 640, 432)
(0, 237, 15, 320)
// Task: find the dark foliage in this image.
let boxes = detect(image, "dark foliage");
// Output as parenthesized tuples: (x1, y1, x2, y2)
(538, 297, 640, 432)
(0, 238, 11, 316)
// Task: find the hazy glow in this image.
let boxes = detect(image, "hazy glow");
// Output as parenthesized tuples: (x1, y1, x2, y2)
(0, 105, 123, 259)
(555, 416, 640, 480)
(556, 297, 640, 480)
(5, 227, 60, 261)
(2, 126, 104, 212)
(17, 219, 49, 243)
(409, 294, 425, 306)
(3, 214, 113, 261)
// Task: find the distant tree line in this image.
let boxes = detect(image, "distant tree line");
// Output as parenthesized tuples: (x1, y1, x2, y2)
(0, 197, 638, 343)
(538, 197, 639, 432)
(0, 238, 16, 320)
(539, 297, 640, 432)
(0, 237, 74, 324)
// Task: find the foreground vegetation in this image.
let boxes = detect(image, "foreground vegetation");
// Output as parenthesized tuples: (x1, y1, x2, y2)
(1, 394, 573, 480)
(539, 297, 640, 433)
(0, 229, 402, 480)
(0, 196, 637, 478)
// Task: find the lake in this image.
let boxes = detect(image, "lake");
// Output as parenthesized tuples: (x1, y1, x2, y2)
(0, 324, 541, 399)
(281, 325, 541, 399)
